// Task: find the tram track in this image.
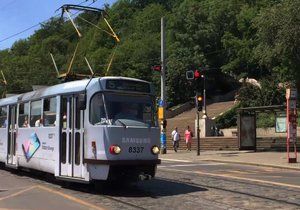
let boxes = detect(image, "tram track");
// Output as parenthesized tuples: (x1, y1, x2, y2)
(63, 181, 152, 210)
(157, 169, 300, 207)
(2, 165, 300, 209)
(0, 167, 148, 210)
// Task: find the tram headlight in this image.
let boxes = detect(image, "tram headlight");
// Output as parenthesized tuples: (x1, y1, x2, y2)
(151, 146, 160, 155)
(109, 145, 121, 155)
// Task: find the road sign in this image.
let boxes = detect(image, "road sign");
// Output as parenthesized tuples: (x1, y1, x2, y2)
(286, 88, 297, 99)
(286, 88, 297, 163)
(158, 99, 164, 107)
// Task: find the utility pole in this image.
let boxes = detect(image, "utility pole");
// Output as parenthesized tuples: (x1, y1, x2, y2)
(160, 17, 167, 154)
(197, 110, 200, 155)
(202, 74, 207, 118)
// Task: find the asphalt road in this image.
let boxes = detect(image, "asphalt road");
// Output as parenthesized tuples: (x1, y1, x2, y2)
(1, 160, 300, 210)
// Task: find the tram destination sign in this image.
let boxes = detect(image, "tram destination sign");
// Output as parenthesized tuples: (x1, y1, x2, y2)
(106, 79, 151, 93)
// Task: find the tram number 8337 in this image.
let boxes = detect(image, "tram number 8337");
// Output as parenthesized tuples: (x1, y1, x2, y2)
(128, 146, 144, 153)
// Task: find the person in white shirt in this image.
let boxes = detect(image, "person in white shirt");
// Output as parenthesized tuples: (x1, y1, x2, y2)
(171, 127, 180, 152)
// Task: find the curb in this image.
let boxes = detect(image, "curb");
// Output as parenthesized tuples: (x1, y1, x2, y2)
(203, 159, 300, 171)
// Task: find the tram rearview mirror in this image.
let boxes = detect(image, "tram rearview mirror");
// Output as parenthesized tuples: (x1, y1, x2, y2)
(78, 93, 86, 110)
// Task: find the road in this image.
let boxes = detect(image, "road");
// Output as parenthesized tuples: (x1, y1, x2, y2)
(1, 160, 300, 210)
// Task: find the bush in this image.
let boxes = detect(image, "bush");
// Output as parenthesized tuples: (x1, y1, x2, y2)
(215, 104, 240, 129)
(256, 113, 275, 128)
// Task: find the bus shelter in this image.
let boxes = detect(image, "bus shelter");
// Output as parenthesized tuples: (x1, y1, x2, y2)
(237, 105, 286, 150)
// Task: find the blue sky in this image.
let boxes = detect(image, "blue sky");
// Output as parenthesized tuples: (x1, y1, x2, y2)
(0, 0, 117, 50)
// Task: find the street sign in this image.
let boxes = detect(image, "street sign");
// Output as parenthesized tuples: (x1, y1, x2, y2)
(286, 88, 297, 99)
(289, 100, 297, 109)
(286, 88, 297, 163)
(158, 99, 164, 107)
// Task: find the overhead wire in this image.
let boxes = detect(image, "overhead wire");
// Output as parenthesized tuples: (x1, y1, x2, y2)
(0, 0, 100, 94)
(0, 0, 97, 44)
(0, 0, 249, 92)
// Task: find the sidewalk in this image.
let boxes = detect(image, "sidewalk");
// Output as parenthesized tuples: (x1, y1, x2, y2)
(159, 150, 300, 171)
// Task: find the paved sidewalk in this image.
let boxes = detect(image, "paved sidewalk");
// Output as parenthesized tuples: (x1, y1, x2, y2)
(159, 150, 300, 170)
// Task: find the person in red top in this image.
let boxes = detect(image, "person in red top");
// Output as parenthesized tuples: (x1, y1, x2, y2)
(185, 125, 193, 151)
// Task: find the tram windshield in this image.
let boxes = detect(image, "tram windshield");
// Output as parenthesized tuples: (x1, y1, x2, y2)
(90, 92, 156, 127)
(105, 93, 156, 127)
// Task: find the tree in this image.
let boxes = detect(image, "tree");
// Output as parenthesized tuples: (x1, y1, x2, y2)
(254, 0, 300, 85)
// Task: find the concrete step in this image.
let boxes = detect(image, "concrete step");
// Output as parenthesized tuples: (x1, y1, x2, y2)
(166, 137, 239, 151)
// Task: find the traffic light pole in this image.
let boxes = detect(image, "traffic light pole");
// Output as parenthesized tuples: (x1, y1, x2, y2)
(197, 111, 200, 156)
(202, 74, 207, 118)
(160, 17, 167, 154)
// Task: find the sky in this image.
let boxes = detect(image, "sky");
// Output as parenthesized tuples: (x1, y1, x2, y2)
(0, 0, 117, 50)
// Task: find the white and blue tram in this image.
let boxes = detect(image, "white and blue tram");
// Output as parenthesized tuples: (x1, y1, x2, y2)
(0, 77, 161, 182)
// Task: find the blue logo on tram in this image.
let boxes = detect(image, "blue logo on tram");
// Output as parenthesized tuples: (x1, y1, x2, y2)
(22, 133, 40, 161)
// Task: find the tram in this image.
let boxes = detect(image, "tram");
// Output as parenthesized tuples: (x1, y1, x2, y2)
(0, 77, 161, 182)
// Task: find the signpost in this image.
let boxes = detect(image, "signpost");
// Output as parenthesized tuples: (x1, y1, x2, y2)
(286, 88, 298, 163)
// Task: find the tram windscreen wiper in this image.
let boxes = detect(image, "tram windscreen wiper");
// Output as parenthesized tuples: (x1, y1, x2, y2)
(115, 119, 127, 128)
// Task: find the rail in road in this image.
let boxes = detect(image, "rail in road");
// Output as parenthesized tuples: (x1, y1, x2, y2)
(1, 161, 300, 209)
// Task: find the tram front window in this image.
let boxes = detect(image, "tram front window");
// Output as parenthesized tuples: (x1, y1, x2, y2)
(105, 93, 156, 127)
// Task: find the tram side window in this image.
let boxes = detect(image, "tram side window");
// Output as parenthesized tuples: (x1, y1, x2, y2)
(30, 100, 42, 127)
(43, 98, 57, 127)
(19, 103, 29, 128)
(0, 107, 7, 128)
(90, 93, 106, 125)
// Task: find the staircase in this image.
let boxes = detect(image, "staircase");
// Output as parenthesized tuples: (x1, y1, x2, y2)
(165, 100, 236, 150)
(166, 101, 235, 138)
(166, 137, 239, 151)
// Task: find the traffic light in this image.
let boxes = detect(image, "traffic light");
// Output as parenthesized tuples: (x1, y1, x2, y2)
(194, 70, 201, 79)
(195, 93, 203, 112)
(186, 70, 194, 80)
(152, 65, 161, 72)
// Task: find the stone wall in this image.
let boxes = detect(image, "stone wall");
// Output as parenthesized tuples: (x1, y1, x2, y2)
(166, 101, 194, 119)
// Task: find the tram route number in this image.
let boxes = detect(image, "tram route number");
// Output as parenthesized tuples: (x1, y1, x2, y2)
(128, 146, 144, 153)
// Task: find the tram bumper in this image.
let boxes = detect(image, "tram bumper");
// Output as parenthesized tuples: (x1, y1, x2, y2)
(84, 159, 161, 181)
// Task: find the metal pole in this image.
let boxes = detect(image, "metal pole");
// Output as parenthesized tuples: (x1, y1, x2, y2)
(203, 74, 207, 118)
(197, 111, 200, 155)
(160, 17, 167, 154)
(161, 17, 166, 114)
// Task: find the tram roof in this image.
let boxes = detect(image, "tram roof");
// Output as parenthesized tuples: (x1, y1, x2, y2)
(0, 77, 152, 106)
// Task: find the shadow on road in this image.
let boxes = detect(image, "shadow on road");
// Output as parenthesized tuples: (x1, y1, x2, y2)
(0, 166, 207, 198)
(98, 178, 207, 197)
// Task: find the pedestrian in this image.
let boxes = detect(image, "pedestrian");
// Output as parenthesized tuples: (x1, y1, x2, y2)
(171, 127, 180, 152)
(185, 125, 193, 151)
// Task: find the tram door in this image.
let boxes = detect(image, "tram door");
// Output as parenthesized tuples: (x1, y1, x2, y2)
(60, 95, 84, 178)
(7, 105, 17, 166)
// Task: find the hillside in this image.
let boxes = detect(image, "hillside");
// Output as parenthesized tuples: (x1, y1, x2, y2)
(0, 0, 298, 105)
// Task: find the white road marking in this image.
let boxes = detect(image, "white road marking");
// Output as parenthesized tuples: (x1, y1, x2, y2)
(160, 158, 192, 163)
(159, 163, 226, 168)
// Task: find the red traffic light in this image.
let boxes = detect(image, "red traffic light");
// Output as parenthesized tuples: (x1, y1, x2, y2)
(194, 70, 201, 78)
(152, 65, 161, 72)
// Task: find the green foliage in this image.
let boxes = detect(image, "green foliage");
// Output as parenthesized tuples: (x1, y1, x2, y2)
(0, 0, 298, 106)
(236, 76, 285, 107)
(215, 104, 239, 129)
(256, 113, 275, 128)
